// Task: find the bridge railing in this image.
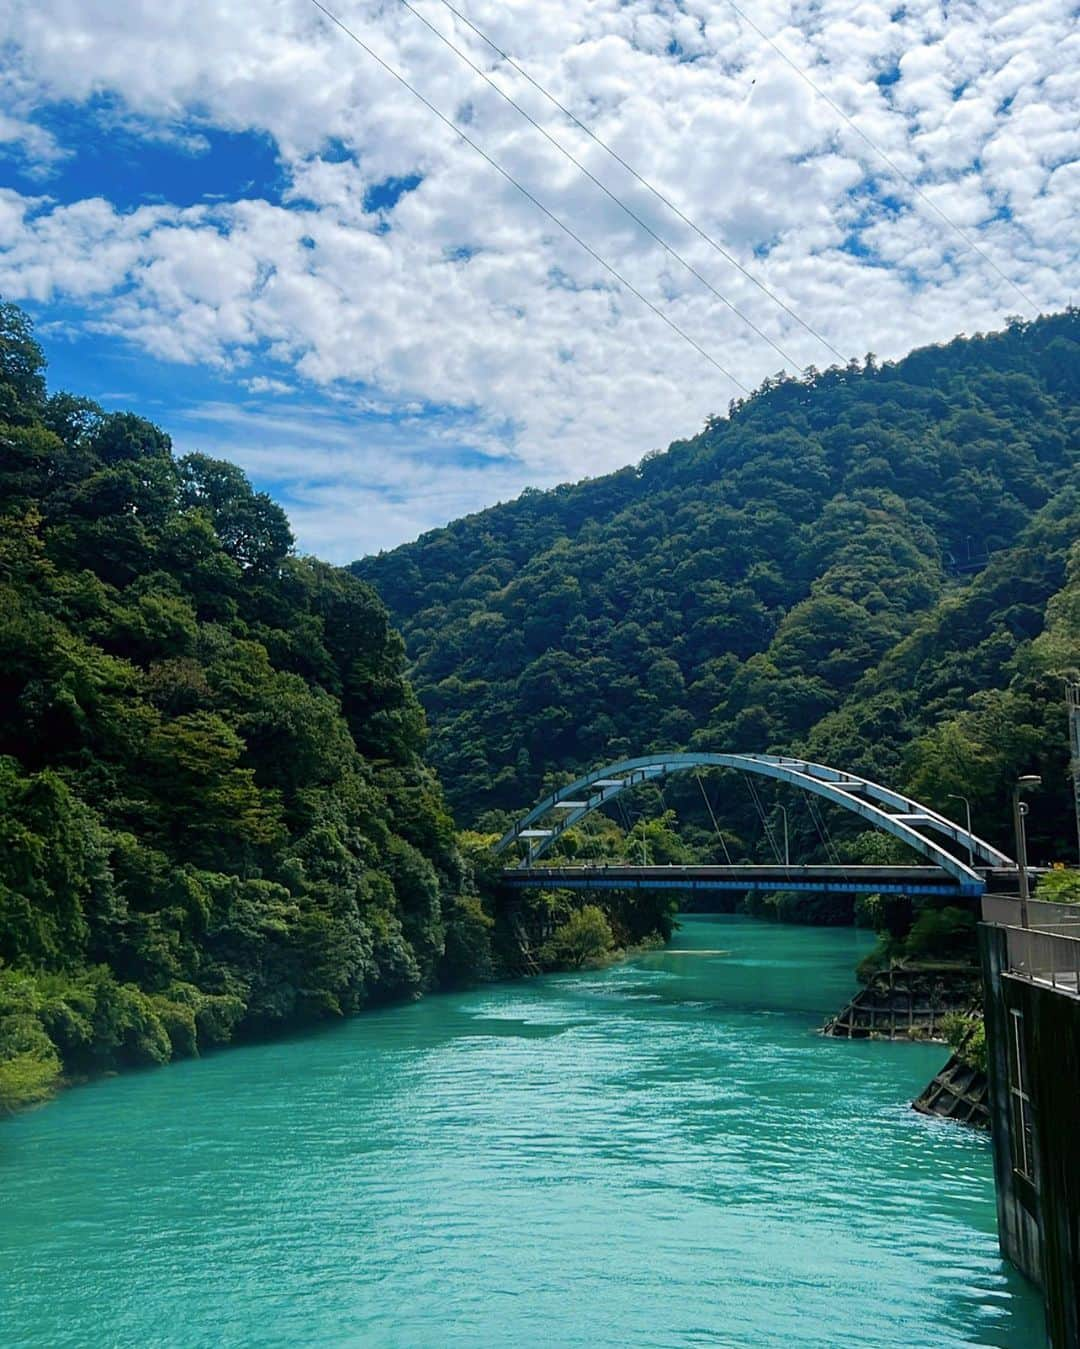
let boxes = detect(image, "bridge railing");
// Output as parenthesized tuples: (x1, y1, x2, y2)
(502, 862, 973, 896)
(1001, 924, 1080, 994)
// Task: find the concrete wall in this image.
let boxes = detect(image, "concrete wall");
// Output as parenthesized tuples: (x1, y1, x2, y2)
(981, 924, 1080, 1349)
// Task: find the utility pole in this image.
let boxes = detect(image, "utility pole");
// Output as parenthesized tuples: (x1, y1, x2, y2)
(1068, 681, 1080, 865)
(1013, 776, 1041, 928)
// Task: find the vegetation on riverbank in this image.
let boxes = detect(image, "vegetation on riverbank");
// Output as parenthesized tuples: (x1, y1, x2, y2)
(941, 1012, 989, 1073)
(0, 303, 504, 1113)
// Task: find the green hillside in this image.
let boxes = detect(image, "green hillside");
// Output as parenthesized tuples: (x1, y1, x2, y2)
(356, 313, 1080, 861)
(0, 302, 496, 1111)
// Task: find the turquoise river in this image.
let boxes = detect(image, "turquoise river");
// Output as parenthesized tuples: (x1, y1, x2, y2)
(0, 915, 1045, 1347)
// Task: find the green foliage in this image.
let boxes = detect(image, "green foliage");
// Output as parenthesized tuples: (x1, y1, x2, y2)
(0, 968, 63, 1112)
(743, 890, 855, 926)
(356, 313, 1080, 871)
(1035, 869, 1080, 904)
(541, 905, 615, 969)
(439, 896, 495, 986)
(0, 757, 107, 969)
(903, 905, 977, 960)
(0, 1051, 61, 1113)
(854, 897, 979, 979)
(941, 1012, 988, 1073)
(623, 810, 692, 865)
(0, 303, 493, 1111)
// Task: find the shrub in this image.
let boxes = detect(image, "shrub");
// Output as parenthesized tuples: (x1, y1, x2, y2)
(541, 905, 614, 969)
(0, 1006, 62, 1113)
(941, 1012, 988, 1073)
(903, 906, 976, 960)
(1035, 869, 1080, 904)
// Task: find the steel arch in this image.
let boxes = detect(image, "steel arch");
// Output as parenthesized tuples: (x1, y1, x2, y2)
(493, 752, 1013, 891)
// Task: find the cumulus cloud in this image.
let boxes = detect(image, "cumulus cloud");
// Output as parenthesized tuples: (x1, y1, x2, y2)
(242, 375, 295, 395)
(0, 0, 1076, 556)
(0, 112, 68, 177)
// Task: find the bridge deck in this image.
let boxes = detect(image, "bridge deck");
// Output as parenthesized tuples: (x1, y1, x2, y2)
(502, 863, 990, 897)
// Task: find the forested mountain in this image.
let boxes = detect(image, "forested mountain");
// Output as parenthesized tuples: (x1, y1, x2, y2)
(356, 313, 1080, 862)
(3, 301, 1078, 1115)
(0, 303, 496, 1111)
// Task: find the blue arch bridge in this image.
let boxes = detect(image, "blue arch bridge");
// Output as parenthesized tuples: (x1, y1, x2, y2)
(494, 753, 1021, 900)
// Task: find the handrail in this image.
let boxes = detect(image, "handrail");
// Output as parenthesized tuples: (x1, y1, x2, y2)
(1000, 923, 1080, 994)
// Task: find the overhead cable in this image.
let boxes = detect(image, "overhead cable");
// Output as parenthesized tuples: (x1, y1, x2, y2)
(745, 775, 784, 865)
(426, 0, 847, 365)
(306, 0, 750, 393)
(398, 0, 809, 371)
(804, 794, 840, 868)
(695, 772, 734, 865)
(724, 0, 1041, 316)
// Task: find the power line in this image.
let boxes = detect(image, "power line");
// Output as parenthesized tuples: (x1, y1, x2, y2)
(723, 0, 1041, 316)
(427, 0, 847, 365)
(397, 0, 808, 371)
(306, 0, 750, 393)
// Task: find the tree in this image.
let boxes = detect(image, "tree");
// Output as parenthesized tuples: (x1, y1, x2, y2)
(179, 454, 292, 571)
(0, 301, 47, 422)
(624, 810, 692, 866)
(542, 905, 614, 969)
(0, 300, 512, 1112)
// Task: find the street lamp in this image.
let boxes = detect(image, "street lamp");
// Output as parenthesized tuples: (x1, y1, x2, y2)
(776, 805, 790, 867)
(947, 793, 974, 869)
(627, 810, 649, 867)
(1013, 775, 1042, 928)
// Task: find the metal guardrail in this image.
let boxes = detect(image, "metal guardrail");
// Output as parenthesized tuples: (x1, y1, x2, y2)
(1002, 924, 1080, 994)
(982, 894, 1080, 929)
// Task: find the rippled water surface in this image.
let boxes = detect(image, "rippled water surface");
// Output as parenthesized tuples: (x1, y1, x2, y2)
(1, 916, 1044, 1347)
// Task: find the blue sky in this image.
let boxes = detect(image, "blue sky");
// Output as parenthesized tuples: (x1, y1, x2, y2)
(1, 0, 1075, 559)
(5, 103, 285, 211)
(29, 315, 497, 559)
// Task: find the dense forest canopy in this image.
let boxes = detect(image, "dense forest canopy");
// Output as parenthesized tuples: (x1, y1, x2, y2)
(356, 313, 1080, 864)
(0, 301, 503, 1111)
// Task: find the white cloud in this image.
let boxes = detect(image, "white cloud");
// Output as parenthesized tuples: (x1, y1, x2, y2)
(242, 375, 295, 395)
(169, 394, 530, 558)
(0, 0, 1076, 558)
(0, 111, 68, 176)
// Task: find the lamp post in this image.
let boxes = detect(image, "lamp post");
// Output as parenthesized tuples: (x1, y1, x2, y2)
(777, 805, 790, 867)
(947, 793, 974, 869)
(1013, 775, 1042, 928)
(628, 810, 648, 867)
